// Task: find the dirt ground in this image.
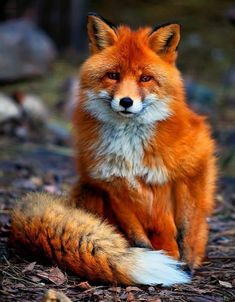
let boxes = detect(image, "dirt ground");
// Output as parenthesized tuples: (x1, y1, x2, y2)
(0, 136, 234, 302)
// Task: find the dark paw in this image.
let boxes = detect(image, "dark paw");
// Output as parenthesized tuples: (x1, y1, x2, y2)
(182, 264, 193, 278)
(132, 240, 153, 250)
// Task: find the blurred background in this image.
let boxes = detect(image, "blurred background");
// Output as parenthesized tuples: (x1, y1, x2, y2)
(0, 0, 235, 179)
(1, 3, 235, 300)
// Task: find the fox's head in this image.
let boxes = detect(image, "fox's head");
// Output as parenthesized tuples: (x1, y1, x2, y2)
(79, 13, 184, 124)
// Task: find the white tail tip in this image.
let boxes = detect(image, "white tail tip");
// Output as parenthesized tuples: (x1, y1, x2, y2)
(130, 250, 190, 286)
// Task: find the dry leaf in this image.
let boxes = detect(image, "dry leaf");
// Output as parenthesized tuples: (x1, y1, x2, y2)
(148, 298, 161, 302)
(94, 289, 104, 295)
(22, 261, 36, 273)
(127, 292, 135, 301)
(14, 283, 25, 289)
(77, 281, 92, 290)
(218, 280, 232, 288)
(48, 267, 67, 286)
(126, 286, 142, 292)
(31, 276, 42, 283)
(36, 270, 50, 280)
(109, 287, 121, 293)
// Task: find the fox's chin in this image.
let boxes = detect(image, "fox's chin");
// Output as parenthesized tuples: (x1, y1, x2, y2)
(118, 111, 135, 118)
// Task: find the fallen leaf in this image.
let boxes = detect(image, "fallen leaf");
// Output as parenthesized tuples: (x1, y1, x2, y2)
(48, 267, 67, 285)
(22, 261, 36, 273)
(93, 289, 104, 295)
(44, 184, 59, 194)
(31, 276, 42, 283)
(30, 176, 43, 187)
(148, 298, 161, 302)
(2, 287, 18, 294)
(36, 270, 50, 280)
(127, 292, 135, 301)
(77, 281, 92, 290)
(218, 280, 232, 288)
(14, 283, 25, 289)
(126, 286, 142, 292)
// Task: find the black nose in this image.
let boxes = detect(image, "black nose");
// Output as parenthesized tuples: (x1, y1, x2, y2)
(120, 97, 133, 109)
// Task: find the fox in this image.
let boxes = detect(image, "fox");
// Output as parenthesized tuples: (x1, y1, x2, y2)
(11, 13, 216, 286)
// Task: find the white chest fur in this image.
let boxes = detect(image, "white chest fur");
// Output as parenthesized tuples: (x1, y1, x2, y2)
(90, 122, 168, 186)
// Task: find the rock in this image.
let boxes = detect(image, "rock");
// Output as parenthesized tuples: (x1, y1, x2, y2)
(0, 19, 56, 81)
(0, 91, 48, 138)
(0, 93, 21, 123)
(0, 93, 23, 136)
(21, 94, 48, 123)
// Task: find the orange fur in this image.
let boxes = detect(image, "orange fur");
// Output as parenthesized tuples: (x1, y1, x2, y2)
(11, 193, 134, 284)
(72, 14, 216, 268)
(11, 14, 216, 285)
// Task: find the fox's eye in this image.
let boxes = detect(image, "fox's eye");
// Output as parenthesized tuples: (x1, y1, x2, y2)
(107, 72, 120, 81)
(140, 75, 152, 82)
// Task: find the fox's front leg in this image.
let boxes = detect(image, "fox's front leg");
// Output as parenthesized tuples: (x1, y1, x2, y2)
(150, 213, 180, 260)
(182, 212, 209, 269)
(71, 183, 152, 248)
(175, 169, 215, 269)
(110, 196, 153, 249)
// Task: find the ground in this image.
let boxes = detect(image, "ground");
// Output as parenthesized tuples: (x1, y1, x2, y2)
(0, 135, 234, 302)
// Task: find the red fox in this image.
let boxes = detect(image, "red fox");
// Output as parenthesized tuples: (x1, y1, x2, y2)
(11, 13, 216, 286)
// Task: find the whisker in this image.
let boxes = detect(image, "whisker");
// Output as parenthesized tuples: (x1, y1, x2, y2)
(88, 97, 112, 103)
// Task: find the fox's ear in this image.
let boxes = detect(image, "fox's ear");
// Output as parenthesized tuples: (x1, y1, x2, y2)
(148, 23, 180, 63)
(87, 13, 117, 54)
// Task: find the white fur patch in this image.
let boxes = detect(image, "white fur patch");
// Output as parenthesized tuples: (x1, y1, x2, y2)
(142, 93, 172, 124)
(83, 90, 172, 125)
(131, 249, 190, 285)
(83, 90, 170, 185)
(90, 122, 169, 186)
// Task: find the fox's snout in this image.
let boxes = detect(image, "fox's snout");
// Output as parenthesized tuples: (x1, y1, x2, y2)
(111, 95, 143, 117)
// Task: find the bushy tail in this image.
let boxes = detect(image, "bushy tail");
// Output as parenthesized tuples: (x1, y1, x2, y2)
(11, 192, 189, 286)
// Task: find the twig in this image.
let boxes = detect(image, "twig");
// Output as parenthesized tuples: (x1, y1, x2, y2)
(2, 270, 43, 287)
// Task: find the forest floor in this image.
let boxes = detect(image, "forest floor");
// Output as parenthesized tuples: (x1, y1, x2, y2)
(0, 136, 235, 302)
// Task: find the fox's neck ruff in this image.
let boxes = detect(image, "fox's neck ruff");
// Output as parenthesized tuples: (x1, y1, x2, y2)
(76, 85, 173, 186)
(87, 115, 169, 186)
